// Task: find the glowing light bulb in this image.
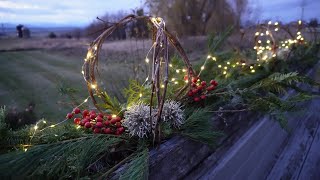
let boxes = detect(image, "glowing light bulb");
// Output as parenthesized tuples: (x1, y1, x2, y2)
(169, 64, 173, 67)
(112, 114, 117, 118)
(224, 66, 228, 70)
(268, 21, 272, 25)
(50, 125, 55, 128)
(258, 40, 262, 43)
(171, 78, 175, 81)
(161, 84, 165, 88)
(255, 32, 259, 36)
(176, 69, 180, 73)
(251, 69, 255, 73)
(207, 55, 211, 59)
(145, 58, 150, 63)
(298, 20, 302, 25)
(260, 33, 264, 36)
(250, 66, 253, 69)
(272, 54, 276, 57)
(297, 32, 301, 35)
(42, 120, 46, 124)
(91, 84, 97, 89)
(254, 46, 257, 50)
(242, 63, 246, 66)
(275, 22, 279, 26)
(266, 31, 269, 35)
(223, 71, 227, 75)
(201, 66, 205, 70)
(212, 57, 217, 61)
(81, 70, 84, 75)
(174, 81, 178, 84)
(227, 62, 230, 65)
(139, 93, 143, 97)
(84, 98, 88, 103)
(218, 65, 222, 68)
(34, 126, 38, 130)
(236, 62, 239, 65)
(267, 40, 270, 44)
(182, 69, 186, 72)
(275, 28, 279, 31)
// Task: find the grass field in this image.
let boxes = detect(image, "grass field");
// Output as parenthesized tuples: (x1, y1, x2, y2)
(0, 48, 149, 121)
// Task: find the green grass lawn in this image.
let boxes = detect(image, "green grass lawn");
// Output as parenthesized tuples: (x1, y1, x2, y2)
(0, 50, 142, 121)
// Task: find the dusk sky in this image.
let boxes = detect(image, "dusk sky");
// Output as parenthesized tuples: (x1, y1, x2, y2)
(0, 0, 319, 27)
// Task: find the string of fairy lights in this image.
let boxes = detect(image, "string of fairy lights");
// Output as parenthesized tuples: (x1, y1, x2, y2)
(24, 19, 307, 152)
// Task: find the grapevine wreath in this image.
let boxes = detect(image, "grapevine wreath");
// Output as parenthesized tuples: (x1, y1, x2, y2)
(66, 15, 218, 143)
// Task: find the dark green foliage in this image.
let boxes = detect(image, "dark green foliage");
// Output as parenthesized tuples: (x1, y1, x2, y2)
(180, 108, 223, 147)
(119, 147, 149, 180)
(0, 135, 125, 179)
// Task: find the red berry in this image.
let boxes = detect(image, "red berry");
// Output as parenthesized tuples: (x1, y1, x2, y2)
(210, 80, 218, 86)
(184, 75, 188, 81)
(73, 107, 81, 114)
(74, 118, 81, 124)
(118, 127, 125, 133)
(83, 118, 90, 123)
(191, 83, 197, 87)
(188, 91, 194, 97)
(82, 109, 89, 116)
(115, 116, 121, 122)
(104, 120, 110, 126)
(206, 85, 215, 91)
(110, 119, 117, 124)
(66, 113, 73, 119)
(197, 85, 203, 90)
(80, 121, 85, 126)
(192, 89, 198, 94)
(201, 81, 207, 86)
(93, 128, 100, 134)
(84, 122, 92, 128)
(96, 116, 103, 122)
(98, 113, 104, 118)
(115, 122, 121, 128)
(192, 77, 198, 83)
(90, 110, 96, 115)
(104, 128, 111, 134)
(105, 115, 112, 120)
(96, 122, 103, 128)
(200, 95, 206, 100)
(90, 114, 96, 119)
(194, 97, 200, 102)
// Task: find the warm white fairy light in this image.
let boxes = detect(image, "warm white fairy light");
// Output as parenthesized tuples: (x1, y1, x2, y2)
(161, 84, 165, 88)
(223, 71, 227, 75)
(139, 93, 143, 98)
(242, 63, 246, 66)
(275, 28, 279, 31)
(145, 58, 150, 63)
(91, 84, 97, 89)
(174, 81, 178, 84)
(81, 70, 84, 75)
(34, 125, 38, 130)
(212, 57, 217, 61)
(224, 66, 228, 70)
(268, 21, 272, 25)
(201, 66, 205, 70)
(258, 40, 262, 43)
(176, 69, 180, 73)
(169, 64, 173, 67)
(218, 65, 222, 68)
(227, 61, 230, 65)
(171, 78, 175, 81)
(260, 33, 264, 36)
(112, 114, 117, 118)
(255, 32, 259, 36)
(254, 46, 257, 50)
(251, 69, 255, 73)
(266, 31, 269, 35)
(275, 22, 279, 26)
(298, 20, 302, 25)
(250, 66, 253, 69)
(182, 69, 186, 72)
(267, 40, 270, 43)
(207, 55, 211, 59)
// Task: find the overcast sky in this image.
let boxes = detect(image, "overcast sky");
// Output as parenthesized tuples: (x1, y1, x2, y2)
(0, 0, 319, 27)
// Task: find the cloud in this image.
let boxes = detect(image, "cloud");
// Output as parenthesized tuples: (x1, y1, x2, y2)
(0, 0, 142, 26)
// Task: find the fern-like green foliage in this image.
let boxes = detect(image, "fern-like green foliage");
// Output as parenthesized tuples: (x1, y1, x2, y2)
(0, 135, 124, 179)
(119, 147, 149, 180)
(99, 91, 123, 115)
(123, 80, 151, 107)
(180, 108, 223, 147)
(250, 72, 310, 94)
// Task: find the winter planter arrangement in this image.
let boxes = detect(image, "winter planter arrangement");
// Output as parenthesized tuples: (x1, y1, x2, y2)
(0, 15, 319, 179)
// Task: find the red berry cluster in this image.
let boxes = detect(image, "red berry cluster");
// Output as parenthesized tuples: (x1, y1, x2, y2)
(187, 77, 218, 102)
(66, 107, 125, 135)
